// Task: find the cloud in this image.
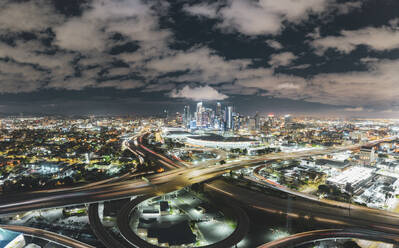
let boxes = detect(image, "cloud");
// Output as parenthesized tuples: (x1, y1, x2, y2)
(183, 3, 219, 18)
(146, 47, 250, 83)
(229, 57, 399, 108)
(334, 1, 362, 15)
(0, 0, 395, 114)
(54, 18, 106, 51)
(344, 107, 364, 112)
(169, 85, 228, 101)
(217, 0, 282, 35)
(381, 109, 399, 114)
(255, 0, 329, 23)
(219, 83, 260, 95)
(0, 60, 47, 93)
(307, 27, 321, 39)
(359, 57, 380, 63)
(290, 64, 311, 70)
(0, 40, 75, 70)
(145, 43, 399, 109)
(389, 18, 399, 27)
(266, 40, 283, 50)
(0, 0, 171, 93)
(143, 83, 177, 92)
(105, 67, 132, 77)
(183, 0, 357, 36)
(269, 52, 297, 67)
(312, 25, 399, 54)
(54, 0, 170, 52)
(303, 59, 399, 106)
(98, 80, 144, 89)
(234, 68, 307, 100)
(276, 83, 301, 90)
(0, 0, 63, 32)
(147, 47, 306, 101)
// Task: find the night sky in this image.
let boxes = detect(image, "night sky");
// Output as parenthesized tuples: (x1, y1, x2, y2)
(1, 0, 399, 117)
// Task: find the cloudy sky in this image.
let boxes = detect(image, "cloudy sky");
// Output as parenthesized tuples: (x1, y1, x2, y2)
(1, 0, 399, 117)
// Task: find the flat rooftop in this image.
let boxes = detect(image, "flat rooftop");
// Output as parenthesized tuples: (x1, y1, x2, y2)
(166, 131, 192, 135)
(188, 134, 256, 142)
(0, 228, 23, 247)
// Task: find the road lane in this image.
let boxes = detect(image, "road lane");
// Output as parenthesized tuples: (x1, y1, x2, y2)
(1, 224, 95, 248)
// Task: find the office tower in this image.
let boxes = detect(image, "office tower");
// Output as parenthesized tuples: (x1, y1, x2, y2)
(175, 112, 182, 124)
(248, 118, 256, 131)
(203, 108, 214, 127)
(216, 102, 222, 117)
(254, 112, 260, 130)
(196, 102, 203, 113)
(284, 114, 292, 124)
(267, 114, 275, 127)
(183, 105, 190, 128)
(227, 106, 233, 130)
(196, 102, 204, 127)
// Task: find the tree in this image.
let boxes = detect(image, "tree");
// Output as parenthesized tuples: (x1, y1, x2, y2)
(378, 153, 388, 158)
(289, 160, 300, 167)
(318, 184, 330, 195)
(279, 174, 286, 185)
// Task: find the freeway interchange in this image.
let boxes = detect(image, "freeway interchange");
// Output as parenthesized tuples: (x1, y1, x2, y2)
(0, 133, 394, 214)
(0, 131, 398, 247)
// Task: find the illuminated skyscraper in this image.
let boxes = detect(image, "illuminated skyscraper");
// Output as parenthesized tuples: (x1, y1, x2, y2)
(216, 102, 222, 117)
(267, 114, 275, 127)
(226, 106, 233, 130)
(183, 105, 190, 128)
(284, 114, 292, 124)
(196, 102, 204, 127)
(196, 102, 203, 113)
(248, 118, 256, 131)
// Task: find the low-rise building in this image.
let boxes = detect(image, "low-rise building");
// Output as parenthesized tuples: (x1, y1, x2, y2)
(327, 166, 374, 192)
(0, 228, 25, 248)
(185, 134, 260, 149)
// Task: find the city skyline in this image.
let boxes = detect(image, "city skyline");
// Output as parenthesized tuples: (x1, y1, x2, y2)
(2, 1, 399, 247)
(0, 0, 399, 117)
(1, 113, 398, 247)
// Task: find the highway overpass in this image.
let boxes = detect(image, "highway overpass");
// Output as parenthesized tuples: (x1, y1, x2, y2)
(258, 228, 399, 248)
(204, 179, 399, 236)
(0, 135, 395, 215)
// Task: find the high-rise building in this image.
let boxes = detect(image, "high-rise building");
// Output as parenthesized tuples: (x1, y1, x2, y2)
(175, 112, 182, 124)
(216, 102, 222, 117)
(284, 114, 292, 124)
(203, 108, 214, 127)
(267, 114, 275, 127)
(183, 105, 191, 128)
(254, 112, 260, 130)
(196, 102, 203, 113)
(248, 118, 256, 131)
(196, 102, 204, 127)
(226, 106, 233, 130)
(190, 101, 230, 130)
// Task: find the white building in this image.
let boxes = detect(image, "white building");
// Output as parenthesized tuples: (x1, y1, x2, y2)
(185, 135, 259, 149)
(327, 166, 374, 191)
